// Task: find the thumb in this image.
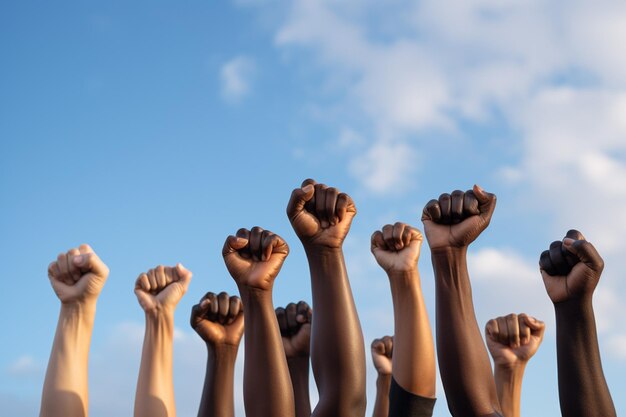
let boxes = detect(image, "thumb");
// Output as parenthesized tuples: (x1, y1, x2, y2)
(73, 253, 109, 277)
(473, 184, 497, 220)
(175, 263, 192, 290)
(563, 238, 604, 273)
(286, 184, 315, 220)
(222, 236, 249, 257)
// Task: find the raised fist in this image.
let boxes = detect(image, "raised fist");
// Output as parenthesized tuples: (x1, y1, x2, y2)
(286, 179, 357, 249)
(485, 313, 545, 368)
(276, 301, 312, 358)
(421, 185, 496, 250)
(190, 291, 244, 347)
(539, 229, 604, 303)
(371, 336, 393, 376)
(134, 264, 192, 314)
(47, 244, 109, 304)
(371, 222, 423, 273)
(222, 227, 289, 291)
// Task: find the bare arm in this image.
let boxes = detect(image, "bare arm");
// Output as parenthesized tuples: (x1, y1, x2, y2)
(134, 264, 192, 417)
(191, 292, 244, 417)
(277, 301, 313, 417)
(485, 314, 545, 417)
(371, 223, 435, 399)
(540, 230, 616, 417)
(223, 227, 295, 417)
(371, 337, 393, 417)
(287, 179, 366, 417)
(422, 186, 501, 417)
(41, 245, 109, 417)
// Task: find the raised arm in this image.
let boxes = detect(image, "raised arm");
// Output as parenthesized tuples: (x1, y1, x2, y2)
(190, 292, 244, 417)
(539, 230, 616, 417)
(276, 301, 313, 417)
(485, 314, 545, 417)
(371, 336, 393, 417)
(134, 264, 192, 417)
(287, 179, 366, 417)
(222, 227, 295, 417)
(371, 222, 436, 410)
(421, 185, 501, 417)
(41, 244, 109, 417)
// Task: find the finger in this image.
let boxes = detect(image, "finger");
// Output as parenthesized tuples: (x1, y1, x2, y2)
(371, 230, 388, 252)
(147, 269, 158, 292)
(315, 184, 329, 228)
(190, 303, 202, 328)
(382, 335, 393, 358)
(276, 307, 287, 334)
(265, 234, 289, 258)
(286, 184, 315, 220)
(392, 222, 406, 250)
(563, 238, 604, 273)
(286, 303, 298, 331)
(155, 265, 167, 289)
(229, 296, 242, 321)
(218, 292, 230, 323)
(136, 273, 151, 292)
(335, 193, 354, 222)
(421, 199, 441, 223)
(174, 263, 192, 292)
(563, 230, 583, 267)
(296, 301, 311, 323)
(47, 261, 59, 280)
(439, 193, 452, 225)
(450, 190, 465, 224)
(206, 292, 218, 321)
(57, 253, 72, 285)
(548, 241, 570, 276)
(222, 234, 249, 259)
(539, 250, 557, 276)
(261, 229, 276, 262)
(371, 338, 385, 354)
(485, 319, 499, 342)
(249, 226, 264, 261)
(382, 224, 395, 249)
(524, 315, 546, 336)
(72, 251, 109, 279)
(518, 314, 531, 345)
(463, 190, 480, 216)
(506, 313, 520, 347)
(565, 229, 586, 241)
(325, 187, 339, 225)
(496, 316, 509, 345)
(67, 248, 82, 283)
(473, 184, 497, 222)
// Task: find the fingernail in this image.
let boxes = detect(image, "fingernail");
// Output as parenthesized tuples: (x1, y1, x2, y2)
(302, 184, 314, 193)
(563, 238, 574, 246)
(73, 255, 83, 265)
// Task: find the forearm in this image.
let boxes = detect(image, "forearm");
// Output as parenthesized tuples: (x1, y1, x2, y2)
(432, 248, 500, 417)
(387, 270, 435, 398)
(134, 311, 176, 417)
(198, 345, 238, 417)
(40, 302, 96, 417)
(240, 287, 295, 417)
(372, 374, 391, 417)
(554, 299, 616, 417)
(288, 356, 312, 417)
(305, 246, 366, 415)
(493, 365, 525, 417)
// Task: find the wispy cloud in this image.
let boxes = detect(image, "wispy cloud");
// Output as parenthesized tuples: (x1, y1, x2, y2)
(220, 56, 256, 104)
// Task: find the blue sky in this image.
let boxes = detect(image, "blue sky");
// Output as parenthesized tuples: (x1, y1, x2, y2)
(2, 1, 626, 416)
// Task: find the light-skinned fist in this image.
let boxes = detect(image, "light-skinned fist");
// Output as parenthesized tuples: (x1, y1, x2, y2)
(485, 313, 545, 369)
(222, 227, 289, 291)
(287, 179, 356, 249)
(47, 244, 109, 305)
(190, 291, 244, 348)
(276, 301, 312, 358)
(134, 264, 192, 315)
(539, 229, 604, 304)
(371, 223, 423, 274)
(421, 185, 496, 251)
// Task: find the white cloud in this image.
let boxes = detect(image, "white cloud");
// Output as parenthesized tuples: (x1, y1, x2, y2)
(220, 56, 255, 104)
(7, 355, 41, 378)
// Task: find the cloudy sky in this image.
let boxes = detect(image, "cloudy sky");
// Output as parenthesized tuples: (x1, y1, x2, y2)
(1, 1, 625, 416)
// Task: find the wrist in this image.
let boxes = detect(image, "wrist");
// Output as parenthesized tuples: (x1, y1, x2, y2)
(495, 361, 527, 376)
(304, 244, 343, 257)
(430, 245, 468, 258)
(145, 307, 175, 324)
(287, 355, 310, 368)
(208, 343, 239, 360)
(60, 299, 97, 318)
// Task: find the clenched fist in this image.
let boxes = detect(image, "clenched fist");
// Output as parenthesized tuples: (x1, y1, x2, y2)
(222, 227, 289, 291)
(134, 264, 192, 314)
(287, 179, 356, 249)
(485, 313, 545, 369)
(421, 185, 496, 251)
(276, 301, 312, 358)
(539, 229, 604, 304)
(371, 336, 393, 376)
(191, 292, 244, 347)
(371, 223, 423, 273)
(47, 244, 109, 304)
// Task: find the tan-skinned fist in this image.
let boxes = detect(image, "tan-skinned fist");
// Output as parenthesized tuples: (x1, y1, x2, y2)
(134, 264, 192, 315)
(371, 336, 393, 376)
(371, 223, 423, 273)
(485, 313, 545, 369)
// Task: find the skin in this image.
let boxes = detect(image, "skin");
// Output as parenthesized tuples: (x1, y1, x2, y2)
(134, 264, 192, 417)
(276, 301, 313, 417)
(371, 336, 393, 417)
(190, 292, 244, 417)
(485, 314, 545, 417)
(421, 185, 502, 417)
(539, 230, 617, 417)
(371, 222, 435, 398)
(287, 179, 367, 417)
(222, 227, 295, 417)
(41, 244, 109, 417)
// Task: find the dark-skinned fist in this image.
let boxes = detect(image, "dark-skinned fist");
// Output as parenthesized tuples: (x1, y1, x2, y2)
(190, 291, 244, 348)
(276, 301, 312, 358)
